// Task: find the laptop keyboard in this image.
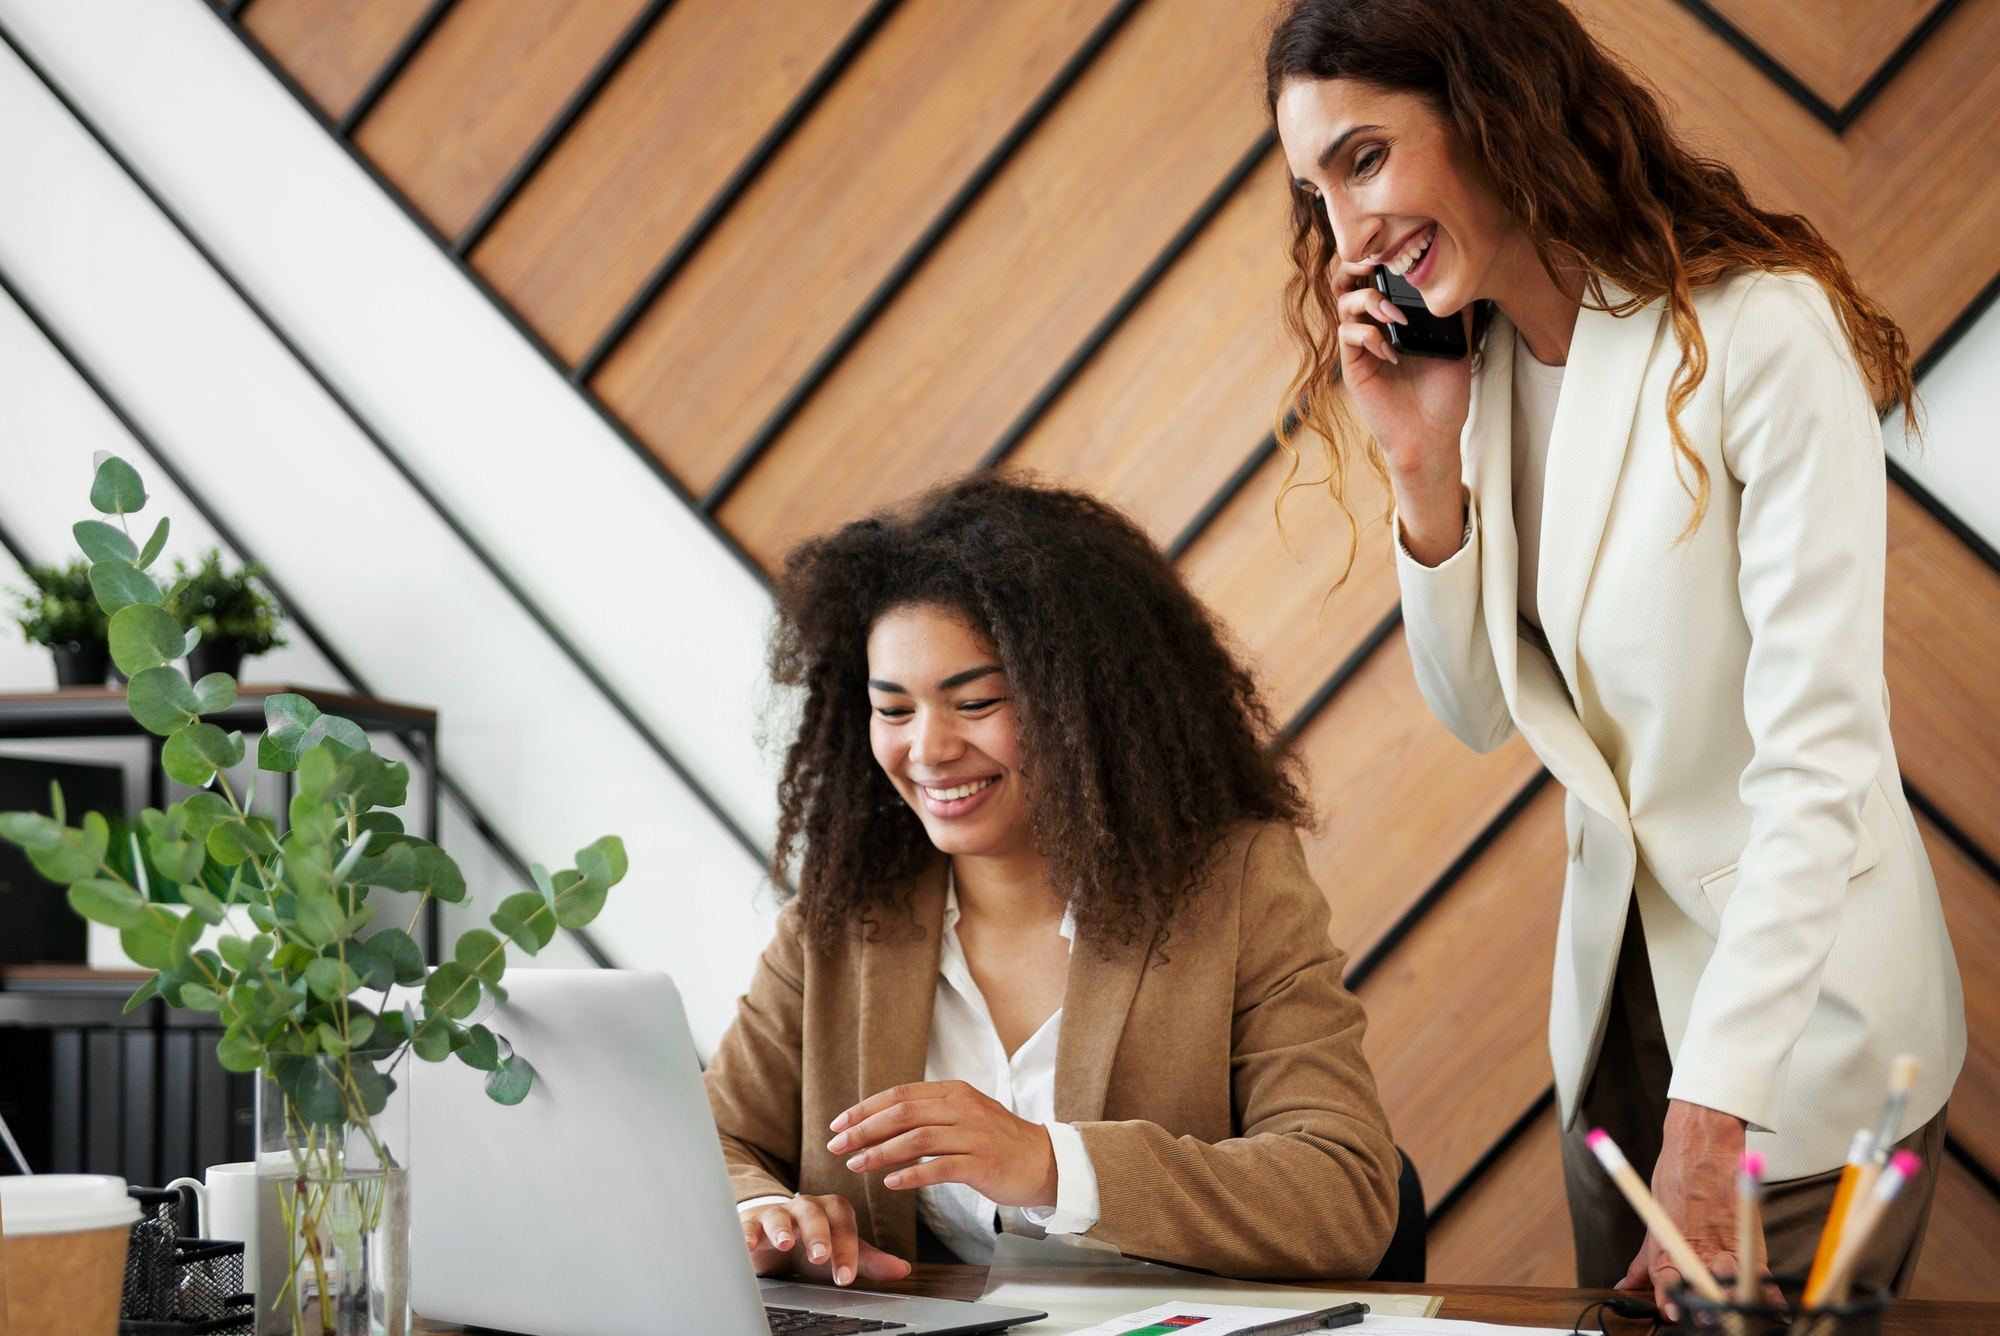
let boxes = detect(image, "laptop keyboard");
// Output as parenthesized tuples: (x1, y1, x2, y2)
(765, 1305, 909, 1334)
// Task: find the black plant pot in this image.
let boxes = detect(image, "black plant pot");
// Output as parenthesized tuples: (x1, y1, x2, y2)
(187, 640, 248, 682)
(51, 642, 111, 687)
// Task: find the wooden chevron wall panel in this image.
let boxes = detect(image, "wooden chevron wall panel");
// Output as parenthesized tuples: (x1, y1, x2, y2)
(221, 0, 2000, 1291)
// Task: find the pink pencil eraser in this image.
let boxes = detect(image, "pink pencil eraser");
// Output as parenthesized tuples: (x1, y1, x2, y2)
(1890, 1150, 1921, 1178)
(1587, 1129, 1609, 1149)
(1740, 1149, 1764, 1177)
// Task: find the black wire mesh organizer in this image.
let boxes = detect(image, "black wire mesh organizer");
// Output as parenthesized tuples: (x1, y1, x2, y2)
(121, 1187, 254, 1335)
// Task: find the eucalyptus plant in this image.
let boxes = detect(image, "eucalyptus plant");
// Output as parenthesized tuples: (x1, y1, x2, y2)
(0, 455, 625, 1129)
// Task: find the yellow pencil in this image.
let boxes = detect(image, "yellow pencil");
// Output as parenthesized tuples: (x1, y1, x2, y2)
(1586, 1129, 1727, 1303)
(1811, 1151, 1921, 1308)
(1803, 1129, 1874, 1302)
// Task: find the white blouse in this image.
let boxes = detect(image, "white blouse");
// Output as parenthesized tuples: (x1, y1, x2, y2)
(738, 875, 1101, 1265)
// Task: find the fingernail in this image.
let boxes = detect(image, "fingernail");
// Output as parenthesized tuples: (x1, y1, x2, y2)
(884, 1173, 903, 1188)
(830, 1113, 848, 1132)
(845, 1154, 866, 1171)
(811, 1244, 828, 1263)
(828, 1133, 848, 1152)
(837, 1267, 854, 1286)
(774, 1233, 791, 1248)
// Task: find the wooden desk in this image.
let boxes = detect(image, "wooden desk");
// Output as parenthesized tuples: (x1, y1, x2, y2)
(413, 1263, 2000, 1332)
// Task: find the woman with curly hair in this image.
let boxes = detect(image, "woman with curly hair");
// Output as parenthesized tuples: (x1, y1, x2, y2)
(1265, 0, 1962, 1311)
(703, 475, 1399, 1284)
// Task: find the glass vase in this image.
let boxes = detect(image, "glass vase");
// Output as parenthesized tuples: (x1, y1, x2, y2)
(255, 1060, 410, 1336)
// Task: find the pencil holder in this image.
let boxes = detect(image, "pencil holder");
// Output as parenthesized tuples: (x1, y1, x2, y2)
(1670, 1273, 1890, 1336)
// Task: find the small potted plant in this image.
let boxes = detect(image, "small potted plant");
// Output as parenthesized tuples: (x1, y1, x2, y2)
(165, 548, 286, 681)
(0, 457, 627, 1334)
(10, 558, 116, 686)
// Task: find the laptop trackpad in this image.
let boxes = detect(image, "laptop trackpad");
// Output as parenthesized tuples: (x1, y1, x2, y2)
(760, 1283, 904, 1311)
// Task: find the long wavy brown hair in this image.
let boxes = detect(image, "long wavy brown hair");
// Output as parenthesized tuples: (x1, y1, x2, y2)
(1265, 0, 1916, 548)
(769, 474, 1308, 950)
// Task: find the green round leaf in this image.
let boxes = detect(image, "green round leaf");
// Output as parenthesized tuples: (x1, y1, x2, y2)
(491, 891, 555, 955)
(73, 519, 136, 564)
(136, 516, 170, 570)
(410, 846, 467, 904)
(350, 1062, 395, 1117)
(179, 982, 225, 1012)
(292, 1058, 346, 1127)
(576, 836, 628, 893)
(121, 914, 176, 970)
(109, 603, 187, 676)
(191, 673, 237, 714)
(551, 870, 608, 932)
(292, 889, 344, 948)
(364, 928, 427, 986)
(216, 1023, 264, 1073)
(484, 1054, 536, 1106)
(89, 455, 148, 515)
(163, 724, 245, 788)
(29, 813, 111, 885)
(453, 929, 505, 986)
(89, 559, 163, 614)
(0, 811, 65, 851)
(127, 666, 202, 737)
(411, 1011, 462, 1062)
(206, 816, 276, 867)
(455, 1023, 502, 1072)
(179, 880, 226, 926)
(68, 878, 146, 928)
(422, 962, 479, 1020)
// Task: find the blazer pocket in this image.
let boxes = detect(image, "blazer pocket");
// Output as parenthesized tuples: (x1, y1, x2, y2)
(1699, 861, 1740, 919)
(1698, 790, 1888, 919)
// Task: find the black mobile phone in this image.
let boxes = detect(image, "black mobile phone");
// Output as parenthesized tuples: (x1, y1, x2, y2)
(1372, 265, 1468, 360)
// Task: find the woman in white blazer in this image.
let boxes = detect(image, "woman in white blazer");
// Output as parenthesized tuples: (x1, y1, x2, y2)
(1266, 0, 1963, 1313)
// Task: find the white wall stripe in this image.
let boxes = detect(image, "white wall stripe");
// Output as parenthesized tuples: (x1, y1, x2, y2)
(0, 37, 774, 1053)
(0, 0, 781, 850)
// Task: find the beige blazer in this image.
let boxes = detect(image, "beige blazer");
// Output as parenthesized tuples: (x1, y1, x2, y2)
(1397, 269, 1965, 1179)
(703, 821, 1400, 1280)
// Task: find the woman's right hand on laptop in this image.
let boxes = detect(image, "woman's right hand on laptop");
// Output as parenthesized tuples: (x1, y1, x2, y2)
(741, 1193, 913, 1288)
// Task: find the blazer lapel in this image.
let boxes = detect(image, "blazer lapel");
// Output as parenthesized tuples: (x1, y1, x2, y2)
(855, 859, 946, 1250)
(1052, 921, 1153, 1123)
(1535, 290, 1666, 694)
(1465, 312, 1523, 712)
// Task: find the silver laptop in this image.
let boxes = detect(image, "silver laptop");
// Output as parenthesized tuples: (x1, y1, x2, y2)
(408, 968, 1044, 1336)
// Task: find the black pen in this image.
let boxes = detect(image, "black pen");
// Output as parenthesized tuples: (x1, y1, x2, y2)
(1231, 1301, 1369, 1336)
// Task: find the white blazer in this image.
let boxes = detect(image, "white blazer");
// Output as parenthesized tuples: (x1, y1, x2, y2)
(1396, 268, 1964, 1179)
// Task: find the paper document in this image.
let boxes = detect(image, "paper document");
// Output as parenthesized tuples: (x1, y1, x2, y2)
(978, 1234, 1441, 1334)
(1065, 1306, 1572, 1336)
(1065, 1301, 1312, 1335)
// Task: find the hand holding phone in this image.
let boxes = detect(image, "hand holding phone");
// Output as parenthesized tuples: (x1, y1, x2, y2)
(1372, 266, 1468, 360)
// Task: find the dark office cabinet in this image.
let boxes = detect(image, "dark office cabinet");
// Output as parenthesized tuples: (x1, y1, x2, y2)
(0, 754, 122, 965)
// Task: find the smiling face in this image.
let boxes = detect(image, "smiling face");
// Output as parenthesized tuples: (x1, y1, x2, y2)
(1275, 78, 1516, 317)
(866, 603, 1034, 861)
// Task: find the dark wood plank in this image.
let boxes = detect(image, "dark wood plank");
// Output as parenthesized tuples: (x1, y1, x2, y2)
(1847, 0, 2000, 355)
(1886, 486, 2000, 859)
(1703, 0, 1939, 108)
(353, 0, 652, 239)
(1291, 634, 1546, 967)
(588, 0, 1129, 483)
(467, 0, 878, 364)
(1177, 443, 1399, 726)
(1004, 161, 1295, 546)
(1919, 813, 2000, 1175)
(1427, 1103, 1578, 1288)
(243, 0, 437, 120)
(1355, 783, 1566, 1201)
(713, 0, 1274, 567)
(1910, 1153, 2000, 1301)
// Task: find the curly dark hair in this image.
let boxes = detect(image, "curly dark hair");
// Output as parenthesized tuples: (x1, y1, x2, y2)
(769, 474, 1309, 950)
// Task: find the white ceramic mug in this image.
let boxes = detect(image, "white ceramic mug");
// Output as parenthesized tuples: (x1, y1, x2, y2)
(162, 1161, 260, 1293)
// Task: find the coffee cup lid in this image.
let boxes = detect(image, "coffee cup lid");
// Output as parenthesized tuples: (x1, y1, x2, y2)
(0, 1175, 142, 1236)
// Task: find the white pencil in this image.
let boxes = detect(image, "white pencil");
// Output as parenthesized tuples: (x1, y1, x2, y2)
(1815, 1150, 1921, 1308)
(1736, 1148, 1764, 1306)
(1586, 1129, 1728, 1303)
